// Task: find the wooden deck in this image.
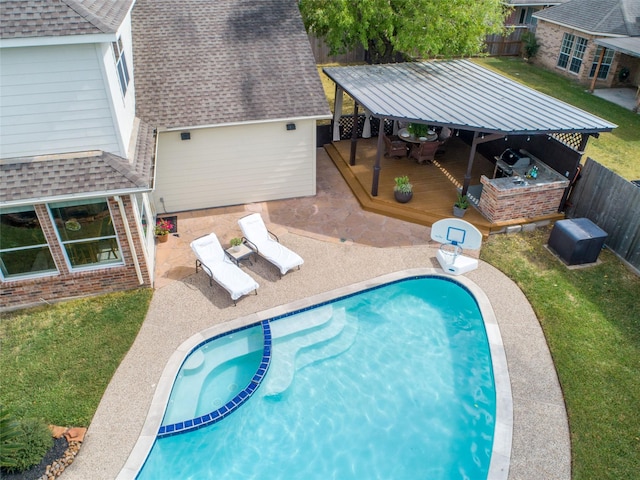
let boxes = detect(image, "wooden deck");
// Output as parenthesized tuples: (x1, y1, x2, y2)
(325, 136, 565, 237)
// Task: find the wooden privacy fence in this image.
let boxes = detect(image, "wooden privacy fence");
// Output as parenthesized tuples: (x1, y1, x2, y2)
(566, 158, 640, 271)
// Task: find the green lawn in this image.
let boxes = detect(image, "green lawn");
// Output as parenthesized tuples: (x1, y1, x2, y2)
(0, 289, 153, 426)
(481, 228, 640, 479)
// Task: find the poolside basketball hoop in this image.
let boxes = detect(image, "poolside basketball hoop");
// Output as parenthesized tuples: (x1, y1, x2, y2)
(431, 219, 482, 275)
(438, 242, 462, 265)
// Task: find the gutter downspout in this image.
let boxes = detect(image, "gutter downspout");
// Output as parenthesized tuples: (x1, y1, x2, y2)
(115, 195, 144, 285)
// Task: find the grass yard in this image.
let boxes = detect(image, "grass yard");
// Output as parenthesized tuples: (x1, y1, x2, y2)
(0, 289, 153, 427)
(481, 228, 640, 480)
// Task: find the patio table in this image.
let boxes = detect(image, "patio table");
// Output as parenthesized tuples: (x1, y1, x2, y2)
(398, 128, 438, 143)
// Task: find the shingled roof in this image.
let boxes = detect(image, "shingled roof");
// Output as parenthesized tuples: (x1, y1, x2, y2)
(0, 0, 134, 39)
(534, 0, 640, 36)
(131, 0, 331, 129)
(0, 120, 156, 207)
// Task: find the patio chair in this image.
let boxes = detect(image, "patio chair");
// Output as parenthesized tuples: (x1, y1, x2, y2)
(190, 233, 259, 305)
(238, 213, 304, 276)
(436, 127, 453, 155)
(409, 141, 440, 164)
(383, 135, 408, 158)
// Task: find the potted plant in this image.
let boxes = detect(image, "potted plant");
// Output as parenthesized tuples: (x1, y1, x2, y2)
(453, 193, 469, 217)
(230, 237, 243, 252)
(154, 218, 173, 242)
(394, 175, 413, 203)
(407, 122, 428, 139)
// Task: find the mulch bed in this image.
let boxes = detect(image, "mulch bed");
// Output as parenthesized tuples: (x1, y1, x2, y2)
(0, 436, 68, 480)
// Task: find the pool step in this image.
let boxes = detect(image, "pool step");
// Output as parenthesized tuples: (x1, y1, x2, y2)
(270, 304, 334, 339)
(262, 308, 357, 397)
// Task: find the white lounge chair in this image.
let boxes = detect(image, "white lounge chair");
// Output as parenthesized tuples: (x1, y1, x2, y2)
(190, 233, 258, 305)
(238, 213, 303, 276)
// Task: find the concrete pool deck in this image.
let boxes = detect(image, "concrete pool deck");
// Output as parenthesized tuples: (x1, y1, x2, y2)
(63, 149, 570, 480)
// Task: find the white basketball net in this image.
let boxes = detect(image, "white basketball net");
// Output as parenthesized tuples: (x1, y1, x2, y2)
(439, 243, 462, 265)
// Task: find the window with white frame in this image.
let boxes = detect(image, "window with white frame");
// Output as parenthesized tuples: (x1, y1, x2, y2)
(49, 199, 123, 269)
(589, 46, 614, 79)
(112, 37, 130, 97)
(557, 33, 588, 74)
(569, 37, 588, 73)
(557, 33, 575, 69)
(0, 206, 57, 280)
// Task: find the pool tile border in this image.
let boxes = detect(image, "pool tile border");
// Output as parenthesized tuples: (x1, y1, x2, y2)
(157, 320, 272, 438)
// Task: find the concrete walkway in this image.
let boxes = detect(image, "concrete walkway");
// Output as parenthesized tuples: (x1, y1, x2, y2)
(64, 149, 570, 480)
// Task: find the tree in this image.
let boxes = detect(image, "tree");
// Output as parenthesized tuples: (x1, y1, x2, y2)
(299, 0, 511, 64)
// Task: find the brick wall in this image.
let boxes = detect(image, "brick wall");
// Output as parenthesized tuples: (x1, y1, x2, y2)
(533, 21, 628, 88)
(478, 175, 568, 223)
(1, 196, 152, 311)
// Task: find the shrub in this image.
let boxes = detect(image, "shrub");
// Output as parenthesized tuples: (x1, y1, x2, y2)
(0, 416, 52, 473)
(521, 32, 539, 61)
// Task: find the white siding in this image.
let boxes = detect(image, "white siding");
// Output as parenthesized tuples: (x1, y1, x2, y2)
(0, 43, 122, 158)
(101, 15, 136, 155)
(153, 120, 317, 213)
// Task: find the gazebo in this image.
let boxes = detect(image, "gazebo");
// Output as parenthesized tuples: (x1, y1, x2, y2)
(323, 59, 617, 199)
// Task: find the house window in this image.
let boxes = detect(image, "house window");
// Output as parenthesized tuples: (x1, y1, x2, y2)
(518, 7, 537, 26)
(557, 33, 575, 69)
(569, 37, 588, 73)
(589, 46, 614, 79)
(557, 33, 588, 74)
(112, 37, 130, 97)
(0, 206, 57, 280)
(49, 199, 123, 269)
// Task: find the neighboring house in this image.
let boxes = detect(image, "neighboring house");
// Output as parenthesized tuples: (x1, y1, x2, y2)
(0, 0, 330, 310)
(533, 0, 640, 88)
(132, 0, 331, 214)
(485, 1, 568, 56)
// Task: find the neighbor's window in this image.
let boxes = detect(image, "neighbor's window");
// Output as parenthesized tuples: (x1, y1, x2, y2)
(557, 33, 588, 74)
(518, 7, 537, 26)
(569, 37, 588, 73)
(589, 46, 614, 79)
(557, 33, 575, 69)
(0, 206, 57, 280)
(49, 199, 123, 269)
(112, 37, 130, 96)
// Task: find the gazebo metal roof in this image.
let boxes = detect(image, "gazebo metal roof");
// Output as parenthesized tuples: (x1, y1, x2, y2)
(323, 59, 617, 198)
(323, 59, 616, 135)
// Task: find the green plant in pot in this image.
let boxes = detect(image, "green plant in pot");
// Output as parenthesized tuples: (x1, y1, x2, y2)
(453, 192, 469, 217)
(407, 122, 428, 138)
(230, 237, 243, 251)
(394, 175, 413, 203)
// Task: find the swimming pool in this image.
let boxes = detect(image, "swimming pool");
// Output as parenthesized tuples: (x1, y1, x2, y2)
(126, 273, 512, 479)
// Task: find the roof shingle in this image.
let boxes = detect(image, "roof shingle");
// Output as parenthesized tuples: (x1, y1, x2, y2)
(131, 0, 331, 128)
(0, 119, 156, 206)
(534, 0, 640, 36)
(0, 0, 134, 39)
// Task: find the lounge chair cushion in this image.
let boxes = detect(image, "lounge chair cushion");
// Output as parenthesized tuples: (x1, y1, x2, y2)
(238, 213, 303, 276)
(190, 233, 259, 301)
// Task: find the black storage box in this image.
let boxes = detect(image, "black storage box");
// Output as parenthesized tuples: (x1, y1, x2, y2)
(548, 218, 608, 265)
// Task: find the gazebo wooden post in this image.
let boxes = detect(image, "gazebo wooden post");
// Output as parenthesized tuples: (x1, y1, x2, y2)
(371, 122, 385, 196)
(349, 101, 359, 166)
(462, 131, 480, 196)
(332, 86, 343, 141)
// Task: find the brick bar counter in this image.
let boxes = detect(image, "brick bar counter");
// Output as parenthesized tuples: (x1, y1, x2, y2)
(478, 160, 569, 223)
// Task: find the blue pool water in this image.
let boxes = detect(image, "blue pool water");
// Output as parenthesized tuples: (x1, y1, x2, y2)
(138, 277, 496, 479)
